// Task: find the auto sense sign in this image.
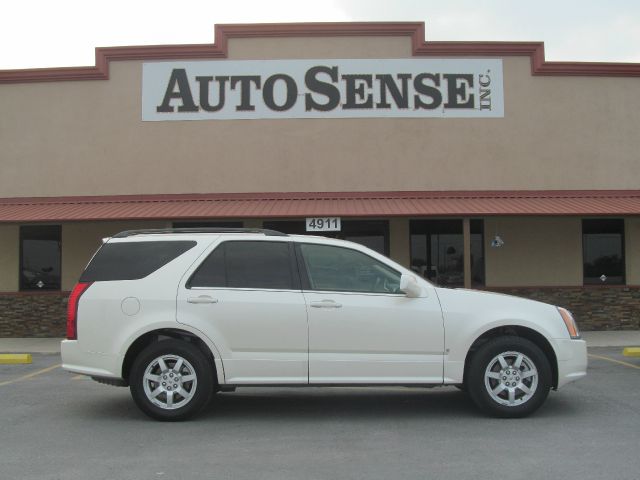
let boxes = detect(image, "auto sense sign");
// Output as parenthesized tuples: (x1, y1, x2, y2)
(142, 59, 504, 121)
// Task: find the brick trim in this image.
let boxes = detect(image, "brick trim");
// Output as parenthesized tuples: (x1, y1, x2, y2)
(0, 291, 70, 297)
(1, 22, 640, 84)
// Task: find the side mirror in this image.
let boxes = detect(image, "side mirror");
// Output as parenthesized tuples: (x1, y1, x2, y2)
(400, 273, 423, 298)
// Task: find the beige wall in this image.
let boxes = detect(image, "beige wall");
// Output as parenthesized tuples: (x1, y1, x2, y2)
(626, 217, 640, 285)
(389, 218, 410, 268)
(0, 225, 19, 291)
(484, 217, 583, 287)
(1, 37, 640, 199)
(61, 221, 168, 290)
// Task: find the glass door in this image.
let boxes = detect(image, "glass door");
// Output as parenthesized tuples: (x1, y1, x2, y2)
(410, 220, 484, 287)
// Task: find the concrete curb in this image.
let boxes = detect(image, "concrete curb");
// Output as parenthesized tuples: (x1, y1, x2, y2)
(0, 338, 64, 354)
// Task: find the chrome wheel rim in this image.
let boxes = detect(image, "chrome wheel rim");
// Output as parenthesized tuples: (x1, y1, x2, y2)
(484, 351, 538, 407)
(142, 355, 197, 410)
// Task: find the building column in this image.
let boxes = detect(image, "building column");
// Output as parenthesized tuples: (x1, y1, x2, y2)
(463, 217, 471, 288)
(389, 218, 410, 268)
(243, 218, 263, 229)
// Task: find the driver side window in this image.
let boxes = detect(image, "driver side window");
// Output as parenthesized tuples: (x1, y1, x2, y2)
(299, 243, 401, 294)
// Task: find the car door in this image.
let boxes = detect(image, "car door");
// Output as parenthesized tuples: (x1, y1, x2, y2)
(297, 242, 444, 384)
(177, 239, 308, 384)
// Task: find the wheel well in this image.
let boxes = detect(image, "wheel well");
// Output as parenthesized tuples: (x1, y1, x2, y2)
(463, 326, 559, 389)
(121, 329, 217, 384)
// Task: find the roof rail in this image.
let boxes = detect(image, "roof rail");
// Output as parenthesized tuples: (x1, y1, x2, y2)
(112, 228, 288, 238)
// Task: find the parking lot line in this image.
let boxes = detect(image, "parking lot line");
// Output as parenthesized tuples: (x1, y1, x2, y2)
(0, 363, 61, 387)
(588, 353, 640, 370)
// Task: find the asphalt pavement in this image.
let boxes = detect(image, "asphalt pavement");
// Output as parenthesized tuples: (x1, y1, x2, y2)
(0, 347, 638, 480)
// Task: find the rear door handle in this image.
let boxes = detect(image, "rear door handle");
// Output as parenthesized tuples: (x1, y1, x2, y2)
(310, 300, 342, 308)
(187, 295, 218, 304)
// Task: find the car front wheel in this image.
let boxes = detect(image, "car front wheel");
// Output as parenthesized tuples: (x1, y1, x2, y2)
(467, 336, 551, 418)
(130, 339, 214, 421)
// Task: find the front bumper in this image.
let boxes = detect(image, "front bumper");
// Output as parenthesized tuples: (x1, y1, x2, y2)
(555, 338, 588, 389)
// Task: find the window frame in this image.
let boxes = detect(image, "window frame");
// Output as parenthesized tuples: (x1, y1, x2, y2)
(294, 242, 403, 295)
(581, 218, 626, 286)
(186, 240, 301, 291)
(19, 225, 62, 292)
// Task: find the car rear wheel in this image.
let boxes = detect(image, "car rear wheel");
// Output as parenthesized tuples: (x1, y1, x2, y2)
(468, 336, 551, 418)
(130, 339, 214, 421)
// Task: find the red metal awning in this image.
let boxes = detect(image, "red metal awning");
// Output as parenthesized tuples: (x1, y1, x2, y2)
(0, 190, 639, 223)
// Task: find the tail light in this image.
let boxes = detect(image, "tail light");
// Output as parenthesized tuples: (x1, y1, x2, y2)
(67, 282, 92, 340)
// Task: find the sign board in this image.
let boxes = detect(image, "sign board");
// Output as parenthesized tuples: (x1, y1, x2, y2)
(306, 217, 341, 232)
(142, 59, 504, 121)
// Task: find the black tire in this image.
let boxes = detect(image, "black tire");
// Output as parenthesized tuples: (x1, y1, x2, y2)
(467, 336, 551, 418)
(129, 339, 214, 421)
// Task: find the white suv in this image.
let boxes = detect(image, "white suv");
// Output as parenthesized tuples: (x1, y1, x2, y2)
(62, 228, 587, 421)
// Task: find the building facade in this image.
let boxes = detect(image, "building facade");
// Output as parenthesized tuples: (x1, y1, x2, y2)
(1, 22, 639, 336)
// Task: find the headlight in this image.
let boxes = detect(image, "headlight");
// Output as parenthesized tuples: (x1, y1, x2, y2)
(558, 307, 580, 339)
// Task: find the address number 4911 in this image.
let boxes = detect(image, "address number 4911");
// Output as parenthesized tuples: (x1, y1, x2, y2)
(306, 217, 341, 232)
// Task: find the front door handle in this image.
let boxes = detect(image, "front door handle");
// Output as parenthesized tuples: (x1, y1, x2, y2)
(310, 299, 342, 308)
(187, 295, 218, 304)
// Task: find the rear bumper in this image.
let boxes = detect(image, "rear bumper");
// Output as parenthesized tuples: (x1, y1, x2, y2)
(61, 340, 122, 379)
(555, 338, 588, 389)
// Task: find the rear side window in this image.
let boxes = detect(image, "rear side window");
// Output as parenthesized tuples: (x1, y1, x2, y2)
(188, 241, 294, 290)
(80, 241, 197, 282)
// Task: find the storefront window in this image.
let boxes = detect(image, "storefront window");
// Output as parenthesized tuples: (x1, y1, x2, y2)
(263, 220, 389, 256)
(20, 225, 61, 291)
(173, 221, 243, 228)
(410, 219, 484, 287)
(583, 219, 625, 285)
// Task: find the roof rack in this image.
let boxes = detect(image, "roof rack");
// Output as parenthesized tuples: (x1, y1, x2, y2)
(112, 228, 288, 238)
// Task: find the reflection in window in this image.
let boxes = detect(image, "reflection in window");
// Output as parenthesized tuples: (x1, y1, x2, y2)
(20, 225, 61, 291)
(300, 244, 400, 293)
(583, 219, 625, 285)
(410, 220, 484, 287)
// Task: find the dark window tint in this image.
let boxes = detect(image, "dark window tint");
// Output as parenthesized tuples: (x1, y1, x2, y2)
(299, 244, 401, 293)
(20, 225, 61, 291)
(188, 245, 226, 288)
(583, 219, 625, 285)
(80, 241, 196, 282)
(189, 241, 294, 290)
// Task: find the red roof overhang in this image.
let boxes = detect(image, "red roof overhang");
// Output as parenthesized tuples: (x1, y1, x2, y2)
(1, 191, 639, 223)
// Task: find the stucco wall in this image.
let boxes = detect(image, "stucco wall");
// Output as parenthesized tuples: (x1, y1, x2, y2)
(484, 217, 583, 287)
(389, 218, 411, 268)
(0, 225, 19, 291)
(1, 36, 640, 199)
(626, 217, 640, 285)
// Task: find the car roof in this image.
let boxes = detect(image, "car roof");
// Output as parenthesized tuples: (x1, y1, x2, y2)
(106, 229, 363, 250)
